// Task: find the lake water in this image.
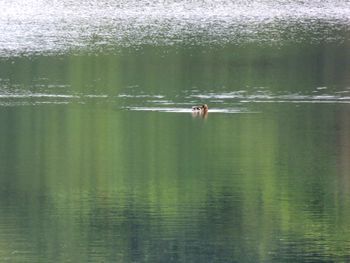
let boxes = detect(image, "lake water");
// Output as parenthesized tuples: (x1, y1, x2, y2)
(1, 0, 350, 262)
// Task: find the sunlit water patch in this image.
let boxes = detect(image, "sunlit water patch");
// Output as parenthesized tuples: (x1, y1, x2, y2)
(1, 0, 350, 56)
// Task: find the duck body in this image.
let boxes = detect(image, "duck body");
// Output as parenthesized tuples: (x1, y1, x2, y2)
(192, 104, 208, 113)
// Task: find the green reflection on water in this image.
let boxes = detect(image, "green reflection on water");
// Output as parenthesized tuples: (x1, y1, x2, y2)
(1, 43, 349, 96)
(0, 43, 350, 262)
(1, 105, 350, 262)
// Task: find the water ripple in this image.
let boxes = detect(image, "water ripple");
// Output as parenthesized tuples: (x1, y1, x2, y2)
(2, 86, 350, 108)
(189, 90, 350, 104)
(124, 107, 244, 114)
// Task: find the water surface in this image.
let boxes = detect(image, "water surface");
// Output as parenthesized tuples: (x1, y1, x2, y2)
(1, 0, 350, 262)
(1, 0, 350, 56)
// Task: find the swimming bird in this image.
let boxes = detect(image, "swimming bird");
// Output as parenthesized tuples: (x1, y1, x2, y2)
(192, 104, 208, 113)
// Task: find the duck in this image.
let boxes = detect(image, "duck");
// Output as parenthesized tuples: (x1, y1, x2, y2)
(192, 104, 208, 113)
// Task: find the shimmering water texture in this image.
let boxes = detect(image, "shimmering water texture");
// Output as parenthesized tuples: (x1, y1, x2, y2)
(1, 0, 350, 56)
(2, 79, 350, 111)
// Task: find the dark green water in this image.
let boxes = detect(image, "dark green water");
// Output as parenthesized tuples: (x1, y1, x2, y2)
(1, 42, 350, 262)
